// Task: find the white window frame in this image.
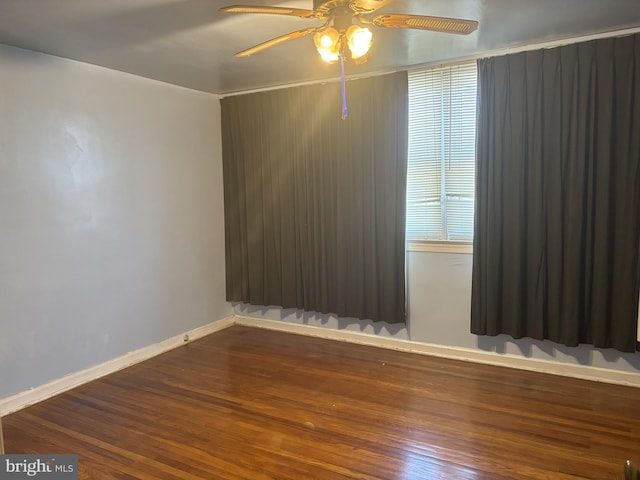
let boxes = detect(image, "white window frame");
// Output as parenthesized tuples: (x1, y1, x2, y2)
(407, 62, 477, 253)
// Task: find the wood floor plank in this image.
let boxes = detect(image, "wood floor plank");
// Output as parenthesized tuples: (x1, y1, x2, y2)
(3, 326, 640, 479)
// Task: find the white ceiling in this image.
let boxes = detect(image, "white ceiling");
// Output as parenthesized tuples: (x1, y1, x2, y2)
(0, 0, 639, 95)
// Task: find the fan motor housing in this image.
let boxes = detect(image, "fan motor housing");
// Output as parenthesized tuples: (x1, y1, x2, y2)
(314, 0, 351, 16)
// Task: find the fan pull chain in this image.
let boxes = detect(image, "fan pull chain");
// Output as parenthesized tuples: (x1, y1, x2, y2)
(340, 49, 348, 120)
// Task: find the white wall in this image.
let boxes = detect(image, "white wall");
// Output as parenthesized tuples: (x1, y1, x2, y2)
(0, 44, 232, 399)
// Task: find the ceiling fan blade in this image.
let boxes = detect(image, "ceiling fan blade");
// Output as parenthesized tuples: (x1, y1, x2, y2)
(373, 13, 478, 34)
(219, 5, 318, 19)
(234, 27, 319, 57)
(349, 0, 396, 14)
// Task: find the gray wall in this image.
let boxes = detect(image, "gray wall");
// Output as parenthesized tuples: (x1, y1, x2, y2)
(0, 45, 232, 399)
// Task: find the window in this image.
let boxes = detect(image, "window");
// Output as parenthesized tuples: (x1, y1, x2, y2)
(406, 62, 477, 245)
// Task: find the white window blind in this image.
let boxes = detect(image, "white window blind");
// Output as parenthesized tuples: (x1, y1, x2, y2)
(406, 62, 477, 243)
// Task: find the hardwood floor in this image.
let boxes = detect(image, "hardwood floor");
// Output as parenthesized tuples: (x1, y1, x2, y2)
(3, 325, 640, 479)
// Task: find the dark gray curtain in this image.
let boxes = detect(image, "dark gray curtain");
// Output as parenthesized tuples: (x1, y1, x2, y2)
(221, 72, 407, 324)
(472, 34, 640, 352)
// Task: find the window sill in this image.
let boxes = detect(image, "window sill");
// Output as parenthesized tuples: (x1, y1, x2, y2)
(407, 242, 473, 254)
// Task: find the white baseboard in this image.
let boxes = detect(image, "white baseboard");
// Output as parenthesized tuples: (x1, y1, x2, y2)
(3, 314, 637, 416)
(234, 315, 640, 388)
(0, 316, 235, 415)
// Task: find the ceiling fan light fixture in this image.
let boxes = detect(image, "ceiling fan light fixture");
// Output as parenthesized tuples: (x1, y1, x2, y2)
(313, 27, 341, 63)
(346, 25, 372, 60)
(220, 2, 478, 64)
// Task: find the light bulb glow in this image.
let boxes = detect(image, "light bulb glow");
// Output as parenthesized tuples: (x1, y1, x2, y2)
(314, 27, 341, 63)
(319, 34, 333, 48)
(346, 25, 372, 60)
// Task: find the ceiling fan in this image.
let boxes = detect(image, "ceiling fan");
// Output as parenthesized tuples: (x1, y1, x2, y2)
(219, 0, 478, 63)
